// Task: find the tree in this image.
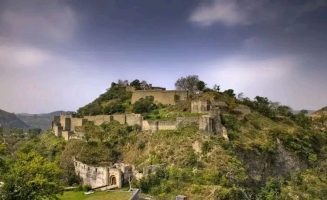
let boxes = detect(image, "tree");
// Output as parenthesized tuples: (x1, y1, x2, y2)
(132, 96, 157, 114)
(224, 89, 236, 98)
(117, 79, 129, 86)
(0, 152, 63, 200)
(28, 127, 42, 136)
(175, 75, 201, 94)
(140, 80, 149, 89)
(130, 79, 141, 87)
(213, 84, 220, 92)
(196, 81, 206, 92)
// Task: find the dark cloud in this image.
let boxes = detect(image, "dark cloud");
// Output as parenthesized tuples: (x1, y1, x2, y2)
(0, 0, 326, 113)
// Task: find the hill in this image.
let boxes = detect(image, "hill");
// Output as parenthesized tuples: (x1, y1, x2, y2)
(3, 77, 327, 199)
(0, 109, 30, 130)
(60, 79, 327, 199)
(17, 111, 72, 131)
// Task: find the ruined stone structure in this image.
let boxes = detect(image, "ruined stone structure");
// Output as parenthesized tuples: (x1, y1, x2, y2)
(52, 113, 142, 140)
(73, 158, 133, 189)
(131, 89, 189, 105)
(52, 114, 200, 140)
(52, 99, 251, 140)
(74, 158, 164, 190)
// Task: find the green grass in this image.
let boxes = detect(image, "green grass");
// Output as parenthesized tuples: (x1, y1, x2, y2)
(58, 191, 133, 200)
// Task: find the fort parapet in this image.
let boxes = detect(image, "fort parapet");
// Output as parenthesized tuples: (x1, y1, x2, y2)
(131, 89, 189, 105)
(52, 99, 251, 141)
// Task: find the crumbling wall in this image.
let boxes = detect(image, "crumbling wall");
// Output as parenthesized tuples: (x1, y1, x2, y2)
(112, 114, 126, 124)
(60, 115, 72, 131)
(131, 90, 188, 105)
(53, 124, 62, 137)
(191, 100, 211, 113)
(176, 117, 199, 126)
(84, 115, 111, 125)
(199, 115, 214, 134)
(62, 131, 74, 141)
(74, 159, 109, 189)
(126, 114, 143, 126)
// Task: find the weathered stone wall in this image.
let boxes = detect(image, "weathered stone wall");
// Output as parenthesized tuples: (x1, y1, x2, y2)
(60, 115, 71, 131)
(74, 159, 109, 189)
(176, 117, 200, 126)
(126, 114, 143, 126)
(131, 90, 188, 105)
(70, 118, 87, 132)
(112, 114, 126, 124)
(191, 100, 211, 113)
(53, 124, 62, 137)
(62, 131, 74, 141)
(84, 115, 112, 125)
(142, 120, 178, 132)
(199, 115, 213, 134)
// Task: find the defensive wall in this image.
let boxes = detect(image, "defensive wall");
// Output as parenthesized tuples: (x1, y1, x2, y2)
(131, 90, 189, 105)
(52, 100, 251, 140)
(52, 113, 143, 140)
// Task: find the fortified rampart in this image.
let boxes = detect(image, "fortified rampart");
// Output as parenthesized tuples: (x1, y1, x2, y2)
(52, 100, 251, 141)
(131, 90, 189, 105)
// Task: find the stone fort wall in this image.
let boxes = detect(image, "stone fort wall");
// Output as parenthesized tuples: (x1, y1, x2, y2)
(131, 90, 189, 105)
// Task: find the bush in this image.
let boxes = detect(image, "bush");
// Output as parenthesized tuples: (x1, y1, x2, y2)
(138, 141, 146, 150)
(83, 185, 92, 191)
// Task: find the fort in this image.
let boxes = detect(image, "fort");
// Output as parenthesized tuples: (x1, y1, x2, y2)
(52, 99, 251, 140)
(127, 85, 189, 105)
(51, 85, 252, 190)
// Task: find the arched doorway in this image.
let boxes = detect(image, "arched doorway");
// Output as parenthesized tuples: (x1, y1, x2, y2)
(110, 176, 117, 185)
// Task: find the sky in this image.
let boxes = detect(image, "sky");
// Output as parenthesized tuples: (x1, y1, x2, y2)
(0, 0, 326, 113)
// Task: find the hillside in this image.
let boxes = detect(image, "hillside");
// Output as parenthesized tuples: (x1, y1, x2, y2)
(3, 78, 327, 199)
(17, 111, 72, 131)
(0, 109, 30, 130)
(65, 81, 327, 199)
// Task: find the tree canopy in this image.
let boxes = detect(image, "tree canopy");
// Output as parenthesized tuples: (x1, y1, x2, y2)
(175, 75, 202, 94)
(0, 152, 63, 200)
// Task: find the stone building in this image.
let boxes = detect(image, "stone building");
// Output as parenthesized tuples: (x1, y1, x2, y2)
(73, 158, 133, 189)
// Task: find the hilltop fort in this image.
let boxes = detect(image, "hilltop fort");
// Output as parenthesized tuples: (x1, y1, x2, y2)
(51, 83, 251, 140)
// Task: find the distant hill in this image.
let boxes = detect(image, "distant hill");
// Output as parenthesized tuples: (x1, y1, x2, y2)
(292, 110, 315, 115)
(0, 109, 30, 130)
(17, 110, 73, 131)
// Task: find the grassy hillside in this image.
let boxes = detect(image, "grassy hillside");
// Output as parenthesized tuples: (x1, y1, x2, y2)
(3, 81, 327, 199)
(59, 86, 327, 199)
(0, 109, 30, 130)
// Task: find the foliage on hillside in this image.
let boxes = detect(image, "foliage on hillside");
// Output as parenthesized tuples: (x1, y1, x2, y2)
(77, 85, 132, 116)
(3, 76, 327, 199)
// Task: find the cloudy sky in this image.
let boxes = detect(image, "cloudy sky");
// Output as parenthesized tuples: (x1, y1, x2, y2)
(0, 0, 326, 113)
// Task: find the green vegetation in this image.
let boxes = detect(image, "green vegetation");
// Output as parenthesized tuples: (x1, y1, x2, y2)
(2, 76, 327, 199)
(0, 152, 63, 200)
(77, 85, 132, 116)
(58, 191, 132, 200)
